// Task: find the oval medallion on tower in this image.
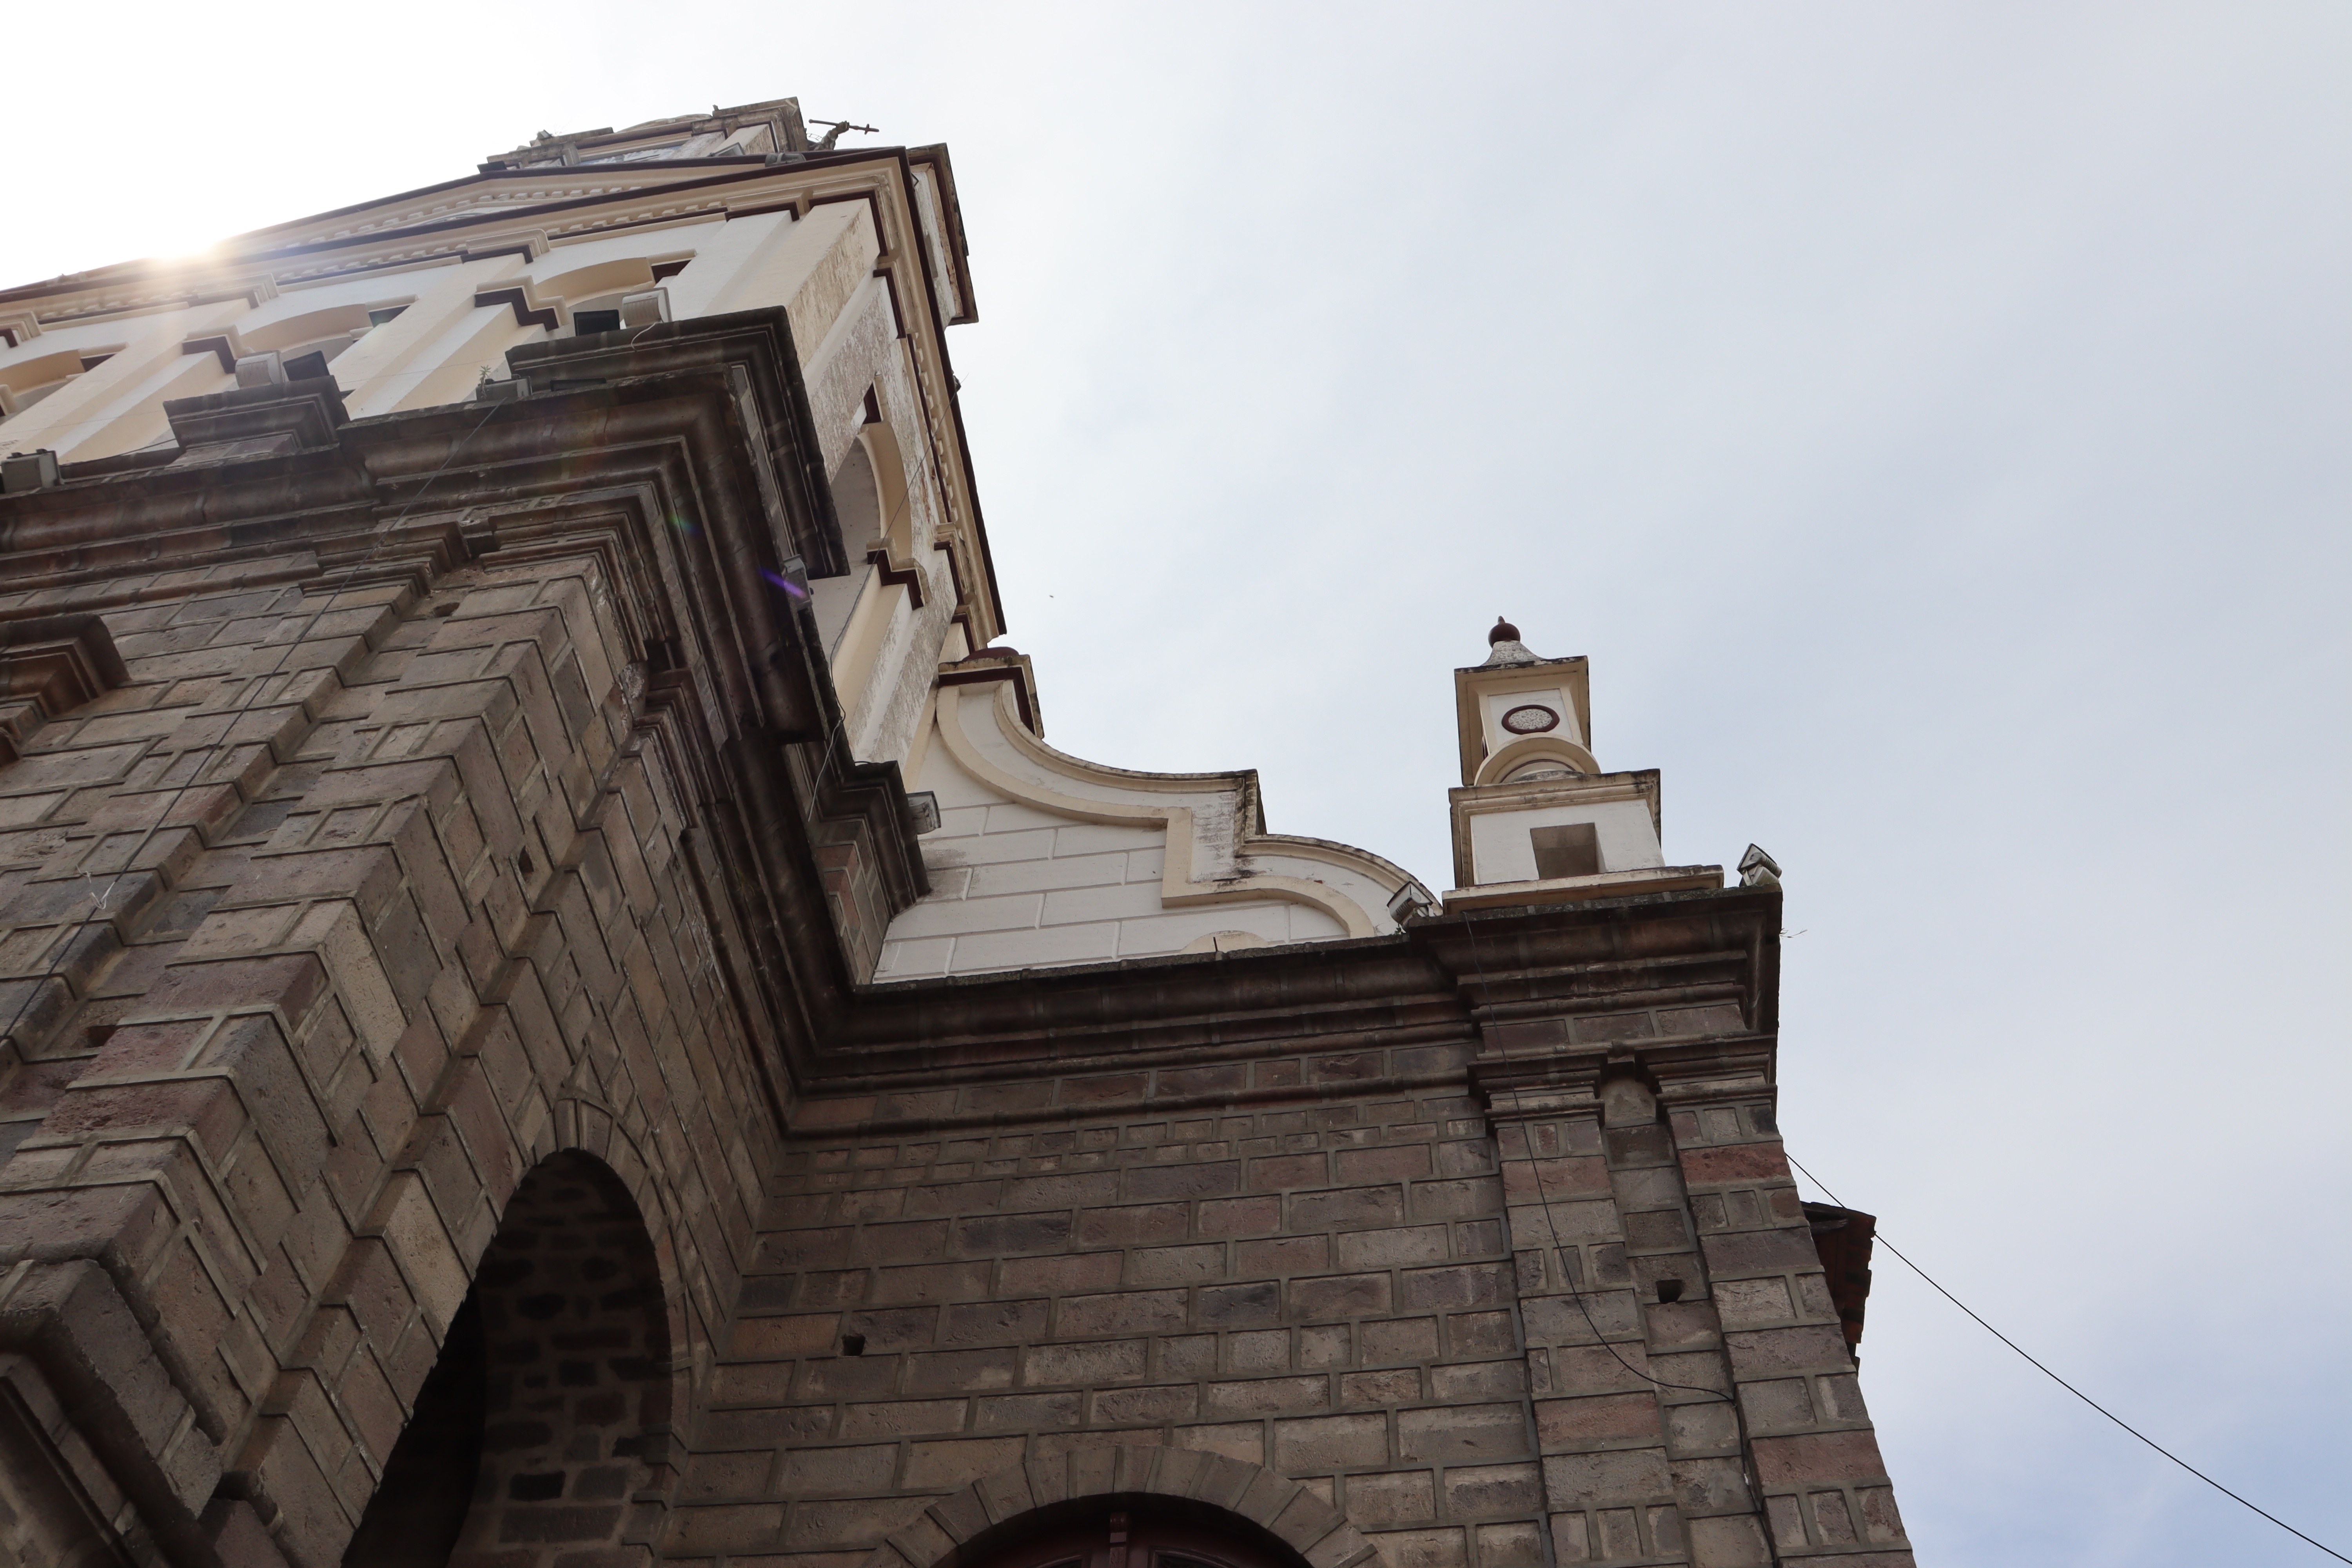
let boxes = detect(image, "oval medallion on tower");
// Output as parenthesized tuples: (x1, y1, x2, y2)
(1501, 703, 1560, 735)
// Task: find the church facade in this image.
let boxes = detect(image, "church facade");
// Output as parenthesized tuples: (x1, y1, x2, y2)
(0, 98, 1912, 1568)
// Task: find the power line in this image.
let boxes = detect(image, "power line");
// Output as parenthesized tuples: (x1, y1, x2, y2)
(1786, 1154, 2349, 1565)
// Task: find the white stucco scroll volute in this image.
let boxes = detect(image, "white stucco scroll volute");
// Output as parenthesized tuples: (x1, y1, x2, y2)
(880, 681, 1432, 978)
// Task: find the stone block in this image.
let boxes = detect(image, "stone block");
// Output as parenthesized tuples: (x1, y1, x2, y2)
(1058, 1290, 1188, 1337)
(1428, 1361, 1523, 1402)
(1336, 1145, 1431, 1183)
(1346, 1469, 1436, 1527)
(1206, 1376, 1329, 1417)
(1274, 1412, 1389, 1472)
(1473, 1521, 1541, 1568)
(1127, 1244, 1227, 1286)
(1093, 1383, 1201, 1423)
(1236, 1235, 1331, 1275)
(838, 1400, 967, 1439)
(1541, 1447, 1670, 1506)
(1334, 1226, 1448, 1270)
(955, 1210, 1073, 1254)
(976, 1391, 1081, 1430)
(1365, 1528, 1466, 1568)
(1682, 1513, 1771, 1567)
(1125, 1161, 1240, 1201)
(1396, 1405, 1527, 1465)
(1024, 1339, 1145, 1386)
(1195, 1281, 1280, 1328)
(1197, 1197, 1281, 1237)
(1360, 1318, 1438, 1365)
(780, 1445, 898, 1495)
(1750, 1429, 1888, 1486)
(1289, 1273, 1392, 1320)
(1002, 1251, 1122, 1294)
(1442, 1463, 1542, 1521)
(1337, 1369, 1418, 1407)
(1290, 1185, 1404, 1230)
(1078, 1203, 1190, 1246)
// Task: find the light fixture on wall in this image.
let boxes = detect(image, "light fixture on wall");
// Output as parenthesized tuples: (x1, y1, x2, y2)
(906, 791, 941, 835)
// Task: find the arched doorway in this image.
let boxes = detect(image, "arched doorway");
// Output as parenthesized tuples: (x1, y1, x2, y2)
(958, 1503, 1310, 1568)
(342, 1150, 673, 1568)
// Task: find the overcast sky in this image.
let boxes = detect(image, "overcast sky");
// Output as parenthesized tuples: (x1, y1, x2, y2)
(7, 4, 2346, 1563)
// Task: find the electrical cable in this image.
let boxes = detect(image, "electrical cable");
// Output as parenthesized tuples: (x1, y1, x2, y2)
(0, 396, 506, 1068)
(1784, 1154, 2349, 1565)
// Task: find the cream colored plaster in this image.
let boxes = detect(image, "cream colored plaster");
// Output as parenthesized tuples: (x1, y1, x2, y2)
(884, 686, 1430, 982)
(0, 147, 999, 642)
(1453, 655, 1592, 784)
(899, 692, 938, 791)
(828, 566, 901, 722)
(1440, 863, 1726, 911)
(376, 302, 543, 415)
(234, 273, 426, 352)
(1474, 734, 1601, 786)
(847, 550, 956, 768)
(1465, 797, 1664, 885)
(0, 301, 239, 459)
(336, 258, 527, 417)
(706, 201, 871, 330)
(656, 210, 794, 320)
(908, 167, 961, 322)
(878, 739, 1348, 981)
(525, 229, 685, 301)
(806, 279, 898, 478)
(1177, 930, 1271, 954)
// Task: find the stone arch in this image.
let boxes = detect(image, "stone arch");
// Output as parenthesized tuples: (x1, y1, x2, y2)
(831, 439, 885, 563)
(341, 1148, 681, 1568)
(1473, 735, 1599, 787)
(857, 419, 915, 558)
(860, 1445, 1383, 1568)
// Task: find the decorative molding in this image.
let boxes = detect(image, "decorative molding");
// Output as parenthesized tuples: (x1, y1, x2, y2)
(178, 332, 245, 374)
(931, 680, 1392, 940)
(0, 614, 129, 762)
(473, 285, 561, 331)
(865, 544, 926, 610)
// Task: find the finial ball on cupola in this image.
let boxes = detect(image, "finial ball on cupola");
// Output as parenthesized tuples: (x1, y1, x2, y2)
(1489, 616, 1521, 646)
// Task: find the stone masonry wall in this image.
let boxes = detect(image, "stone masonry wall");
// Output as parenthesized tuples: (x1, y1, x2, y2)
(679, 1043, 1550, 1568)
(0, 548, 782, 1567)
(0, 535, 1913, 1568)
(1483, 1069, 1909, 1567)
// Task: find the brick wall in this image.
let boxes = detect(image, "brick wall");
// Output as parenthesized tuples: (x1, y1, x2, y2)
(676, 1038, 1552, 1568)
(0, 550, 780, 1567)
(0, 344, 1913, 1566)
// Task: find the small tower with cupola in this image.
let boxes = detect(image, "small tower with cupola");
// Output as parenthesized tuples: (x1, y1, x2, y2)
(1442, 617, 1724, 909)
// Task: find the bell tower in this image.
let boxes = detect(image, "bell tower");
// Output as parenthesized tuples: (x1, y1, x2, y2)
(1442, 616, 1726, 909)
